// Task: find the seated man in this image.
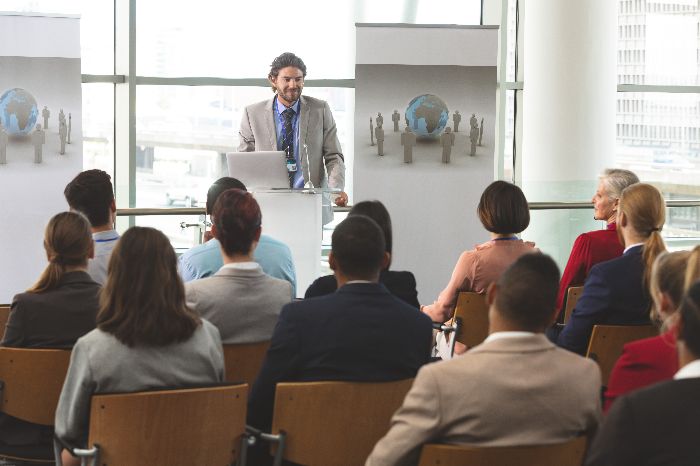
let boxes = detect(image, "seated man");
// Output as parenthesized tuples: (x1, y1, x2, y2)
(63, 169, 119, 284)
(247, 215, 433, 432)
(185, 188, 292, 343)
(366, 253, 601, 466)
(178, 177, 297, 295)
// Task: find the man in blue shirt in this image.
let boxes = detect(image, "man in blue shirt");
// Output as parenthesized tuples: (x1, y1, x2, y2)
(179, 177, 297, 296)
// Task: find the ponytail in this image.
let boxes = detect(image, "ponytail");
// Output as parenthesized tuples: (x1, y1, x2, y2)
(27, 260, 65, 294)
(642, 230, 667, 288)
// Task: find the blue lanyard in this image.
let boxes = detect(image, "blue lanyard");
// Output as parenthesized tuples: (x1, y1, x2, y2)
(94, 236, 119, 243)
(492, 236, 519, 241)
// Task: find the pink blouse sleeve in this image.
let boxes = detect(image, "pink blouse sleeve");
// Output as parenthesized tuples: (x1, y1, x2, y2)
(422, 250, 477, 323)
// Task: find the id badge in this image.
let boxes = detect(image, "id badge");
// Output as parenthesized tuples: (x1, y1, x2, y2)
(286, 159, 297, 172)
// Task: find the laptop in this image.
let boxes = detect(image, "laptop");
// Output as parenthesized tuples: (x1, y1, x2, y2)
(226, 151, 290, 189)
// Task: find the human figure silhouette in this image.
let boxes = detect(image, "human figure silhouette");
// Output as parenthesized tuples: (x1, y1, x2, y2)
(440, 127, 455, 163)
(401, 127, 416, 163)
(376, 112, 384, 128)
(67, 113, 72, 144)
(0, 122, 7, 164)
(42, 106, 50, 129)
(469, 119, 479, 156)
(469, 113, 477, 130)
(479, 117, 484, 146)
(453, 110, 461, 132)
(32, 124, 45, 163)
(370, 117, 375, 146)
(392, 110, 400, 132)
(59, 119, 67, 155)
(375, 125, 385, 156)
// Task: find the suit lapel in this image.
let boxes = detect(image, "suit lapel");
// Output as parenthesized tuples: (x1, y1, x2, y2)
(265, 97, 277, 149)
(298, 96, 311, 181)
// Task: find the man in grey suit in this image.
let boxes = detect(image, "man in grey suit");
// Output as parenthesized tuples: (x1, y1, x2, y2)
(238, 52, 347, 224)
(366, 253, 601, 466)
(185, 188, 292, 344)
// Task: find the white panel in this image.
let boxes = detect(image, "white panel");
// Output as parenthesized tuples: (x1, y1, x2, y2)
(0, 13, 81, 58)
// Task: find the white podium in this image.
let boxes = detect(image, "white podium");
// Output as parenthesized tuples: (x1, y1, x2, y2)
(251, 189, 326, 298)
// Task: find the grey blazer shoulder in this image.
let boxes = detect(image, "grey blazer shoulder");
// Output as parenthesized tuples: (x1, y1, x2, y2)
(237, 95, 345, 190)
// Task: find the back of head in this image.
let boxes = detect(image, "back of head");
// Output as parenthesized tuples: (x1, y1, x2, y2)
(349, 200, 392, 254)
(600, 168, 639, 201)
(684, 245, 700, 291)
(331, 215, 386, 279)
(493, 253, 560, 332)
(206, 177, 246, 214)
(29, 211, 93, 293)
(618, 183, 667, 285)
(97, 227, 200, 347)
(650, 251, 690, 324)
(63, 169, 114, 227)
(678, 281, 700, 358)
(477, 181, 530, 234)
(212, 189, 262, 256)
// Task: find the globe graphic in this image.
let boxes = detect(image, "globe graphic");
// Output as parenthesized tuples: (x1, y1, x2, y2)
(405, 94, 449, 138)
(0, 88, 39, 135)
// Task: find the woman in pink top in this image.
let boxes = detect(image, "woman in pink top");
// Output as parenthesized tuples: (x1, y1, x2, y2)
(423, 181, 537, 330)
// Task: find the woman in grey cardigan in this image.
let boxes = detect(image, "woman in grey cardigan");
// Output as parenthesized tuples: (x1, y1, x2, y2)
(54, 227, 224, 466)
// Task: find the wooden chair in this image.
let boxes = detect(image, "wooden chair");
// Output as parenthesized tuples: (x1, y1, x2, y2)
(438, 293, 489, 357)
(60, 384, 248, 466)
(0, 347, 71, 464)
(562, 286, 584, 324)
(0, 305, 10, 337)
(586, 324, 658, 385)
(266, 379, 413, 466)
(418, 436, 587, 466)
(223, 341, 270, 390)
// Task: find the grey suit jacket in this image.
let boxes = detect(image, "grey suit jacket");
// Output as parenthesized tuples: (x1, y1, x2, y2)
(366, 334, 602, 466)
(185, 265, 292, 344)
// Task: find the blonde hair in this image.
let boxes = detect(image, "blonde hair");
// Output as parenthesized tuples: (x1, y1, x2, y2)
(685, 245, 700, 291)
(618, 183, 667, 287)
(28, 212, 92, 293)
(650, 251, 690, 328)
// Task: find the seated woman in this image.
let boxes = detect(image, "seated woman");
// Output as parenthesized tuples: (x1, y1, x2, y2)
(422, 180, 536, 324)
(604, 246, 700, 412)
(557, 169, 639, 318)
(305, 200, 419, 308)
(0, 212, 99, 461)
(555, 183, 667, 355)
(54, 227, 225, 466)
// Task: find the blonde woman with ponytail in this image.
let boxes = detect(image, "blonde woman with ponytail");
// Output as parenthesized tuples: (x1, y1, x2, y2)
(0, 212, 100, 460)
(555, 183, 667, 355)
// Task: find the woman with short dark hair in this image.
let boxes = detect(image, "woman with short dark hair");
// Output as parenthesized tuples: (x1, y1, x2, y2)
(54, 227, 224, 466)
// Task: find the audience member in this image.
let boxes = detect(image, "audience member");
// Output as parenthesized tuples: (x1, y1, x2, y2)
(248, 215, 433, 433)
(557, 169, 639, 317)
(54, 227, 224, 466)
(305, 200, 419, 307)
(63, 169, 119, 285)
(185, 189, 292, 343)
(604, 247, 700, 411)
(0, 212, 100, 461)
(366, 254, 601, 466)
(555, 183, 666, 355)
(178, 177, 297, 295)
(585, 280, 700, 466)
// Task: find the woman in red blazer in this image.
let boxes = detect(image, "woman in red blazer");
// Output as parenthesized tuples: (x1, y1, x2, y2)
(604, 247, 700, 412)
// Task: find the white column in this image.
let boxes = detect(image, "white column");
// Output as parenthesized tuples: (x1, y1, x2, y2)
(521, 0, 617, 264)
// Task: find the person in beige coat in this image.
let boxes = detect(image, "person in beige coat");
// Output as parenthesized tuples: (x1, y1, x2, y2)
(366, 253, 601, 466)
(185, 188, 292, 344)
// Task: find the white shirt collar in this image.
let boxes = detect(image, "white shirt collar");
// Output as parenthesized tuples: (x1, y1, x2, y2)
(674, 359, 700, 380)
(623, 243, 644, 254)
(484, 331, 536, 343)
(221, 262, 259, 271)
(345, 280, 374, 285)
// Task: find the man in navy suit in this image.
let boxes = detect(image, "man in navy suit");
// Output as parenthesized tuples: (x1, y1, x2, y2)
(247, 215, 433, 431)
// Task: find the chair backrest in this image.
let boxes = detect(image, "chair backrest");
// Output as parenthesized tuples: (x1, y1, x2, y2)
(586, 324, 658, 385)
(563, 286, 584, 324)
(0, 305, 10, 337)
(271, 379, 413, 466)
(453, 292, 489, 348)
(222, 341, 270, 389)
(0, 347, 71, 425)
(418, 436, 588, 466)
(87, 384, 247, 466)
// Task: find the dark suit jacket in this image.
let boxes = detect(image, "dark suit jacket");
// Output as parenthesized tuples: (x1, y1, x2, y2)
(247, 282, 433, 431)
(555, 245, 651, 355)
(585, 377, 700, 466)
(0, 271, 100, 456)
(304, 270, 420, 308)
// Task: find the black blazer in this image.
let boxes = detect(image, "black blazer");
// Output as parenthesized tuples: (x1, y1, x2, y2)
(0, 271, 100, 457)
(585, 377, 700, 466)
(248, 282, 433, 431)
(304, 270, 420, 308)
(1, 271, 100, 348)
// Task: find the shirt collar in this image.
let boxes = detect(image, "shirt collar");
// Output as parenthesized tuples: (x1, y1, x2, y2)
(345, 280, 374, 285)
(623, 243, 644, 254)
(484, 331, 536, 344)
(221, 262, 259, 271)
(275, 96, 300, 115)
(92, 229, 120, 242)
(674, 359, 700, 380)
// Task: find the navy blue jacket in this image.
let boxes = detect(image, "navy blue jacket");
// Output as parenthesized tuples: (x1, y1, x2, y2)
(247, 282, 433, 431)
(556, 245, 651, 355)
